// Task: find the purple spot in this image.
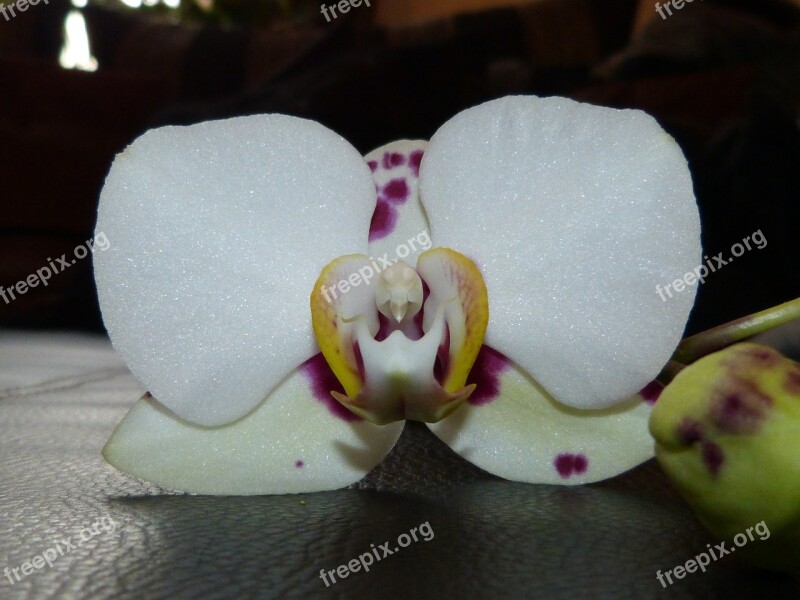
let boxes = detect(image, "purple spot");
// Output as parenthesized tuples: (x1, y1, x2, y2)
(677, 418, 704, 444)
(639, 381, 664, 405)
(573, 454, 588, 474)
(299, 354, 361, 422)
(702, 441, 725, 476)
(368, 200, 398, 241)
(411, 280, 429, 340)
(723, 345, 780, 371)
(744, 347, 778, 364)
(554, 455, 573, 478)
(143, 391, 153, 399)
(710, 382, 771, 434)
(554, 453, 589, 479)
(467, 345, 511, 406)
(433, 324, 451, 385)
(382, 152, 405, 169)
(295, 460, 304, 469)
(382, 178, 410, 204)
(367, 160, 378, 172)
(408, 149, 424, 177)
(375, 313, 391, 342)
(353, 342, 365, 381)
(786, 370, 800, 394)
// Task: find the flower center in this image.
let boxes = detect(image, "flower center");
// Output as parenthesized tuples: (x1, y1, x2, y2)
(310, 248, 489, 424)
(376, 262, 423, 324)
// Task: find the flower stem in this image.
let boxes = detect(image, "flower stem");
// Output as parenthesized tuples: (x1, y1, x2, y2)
(673, 296, 800, 364)
(656, 360, 687, 386)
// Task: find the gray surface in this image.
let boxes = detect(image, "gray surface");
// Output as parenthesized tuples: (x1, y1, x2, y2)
(1, 332, 798, 599)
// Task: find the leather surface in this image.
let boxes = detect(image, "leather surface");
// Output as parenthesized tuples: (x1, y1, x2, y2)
(1, 332, 798, 599)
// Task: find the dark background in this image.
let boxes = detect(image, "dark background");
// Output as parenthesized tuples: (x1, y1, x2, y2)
(1, 1, 799, 598)
(1, 0, 798, 333)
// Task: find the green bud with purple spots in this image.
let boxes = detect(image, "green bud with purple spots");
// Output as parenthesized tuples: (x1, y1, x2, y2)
(650, 343, 800, 575)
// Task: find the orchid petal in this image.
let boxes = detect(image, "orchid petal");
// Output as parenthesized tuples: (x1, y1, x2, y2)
(419, 96, 700, 409)
(103, 356, 403, 495)
(310, 255, 380, 399)
(94, 115, 375, 426)
(365, 140, 431, 263)
(416, 247, 489, 394)
(428, 346, 659, 484)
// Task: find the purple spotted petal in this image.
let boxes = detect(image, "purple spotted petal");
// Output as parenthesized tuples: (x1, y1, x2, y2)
(428, 353, 656, 485)
(364, 140, 431, 264)
(102, 362, 403, 495)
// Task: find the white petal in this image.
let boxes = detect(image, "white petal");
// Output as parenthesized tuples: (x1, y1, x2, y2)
(103, 356, 404, 494)
(94, 114, 375, 426)
(428, 346, 659, 484)
(420, 96, 700, 409)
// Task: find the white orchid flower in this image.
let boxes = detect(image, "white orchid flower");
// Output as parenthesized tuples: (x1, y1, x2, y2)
(95, 96, 700, 494)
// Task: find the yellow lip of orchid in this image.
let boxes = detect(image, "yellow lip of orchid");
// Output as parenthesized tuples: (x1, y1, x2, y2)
(95, 96, 702, 494)
(311, 248, 488, 425)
